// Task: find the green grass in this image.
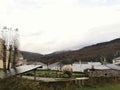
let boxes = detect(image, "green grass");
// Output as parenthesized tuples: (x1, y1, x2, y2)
(74, 83, 120, 90)
(0, 77, 120, 90)
(0, 68, 3, 72)
(0, 77, 41, 90)
(0, 70, 120, 90)
(24, 70, 64, 77)
(24, 70, 85, 78)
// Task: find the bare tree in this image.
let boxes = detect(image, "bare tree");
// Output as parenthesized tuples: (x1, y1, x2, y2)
(1, 26, 19, 74)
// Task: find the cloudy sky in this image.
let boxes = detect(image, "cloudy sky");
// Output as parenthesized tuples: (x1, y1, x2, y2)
(0, 0, 120, 54)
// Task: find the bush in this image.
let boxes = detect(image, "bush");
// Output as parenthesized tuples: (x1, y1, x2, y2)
(64, 71, 72, 78)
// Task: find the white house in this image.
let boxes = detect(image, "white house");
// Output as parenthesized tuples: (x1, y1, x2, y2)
(73, 62, 109, 72)
(48, 62, 61, 70)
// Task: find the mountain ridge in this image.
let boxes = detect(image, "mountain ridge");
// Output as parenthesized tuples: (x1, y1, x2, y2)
(21, 38, 120, 64)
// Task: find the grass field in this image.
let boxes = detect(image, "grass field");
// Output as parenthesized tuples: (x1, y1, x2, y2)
(0, 77, 120, 90)
(77, 83, 120, 90)
(0, 70, 120, 90)
(24, 70, 85, 78)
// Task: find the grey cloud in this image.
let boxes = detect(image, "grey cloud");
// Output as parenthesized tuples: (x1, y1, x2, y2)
(85, 23, 120, 45)
(67, 23, 120, 51)
(21, 23, 120, 54)
(12, 0, 50, 9)
(80, 0, 120, 7)
(27, 31, 44, 37)
(21, 31, 44, 38)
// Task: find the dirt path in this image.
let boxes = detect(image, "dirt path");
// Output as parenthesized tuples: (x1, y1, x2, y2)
(22, 76, 57, 82)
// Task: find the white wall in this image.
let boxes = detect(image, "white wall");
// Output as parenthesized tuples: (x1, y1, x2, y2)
(73, 62, 108, 72)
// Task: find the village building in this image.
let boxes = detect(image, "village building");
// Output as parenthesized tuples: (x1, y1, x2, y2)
(87, 69, 120, 77)
(72, 61, 109, 72)
(78, 62, 120, 77)
(27, 61, 47, 70)
(48, 62, 61, 70)
(112, 57, 120, 65)
(37, 62, 47, 70)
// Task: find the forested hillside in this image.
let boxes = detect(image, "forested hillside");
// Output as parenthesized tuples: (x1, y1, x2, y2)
(21, 38, 120, 64)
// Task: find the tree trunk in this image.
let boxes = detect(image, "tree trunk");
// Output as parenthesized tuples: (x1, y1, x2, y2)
(3, 45, 7, 73)
(7, 45, 12, 70)
(12, 47, 18, 72)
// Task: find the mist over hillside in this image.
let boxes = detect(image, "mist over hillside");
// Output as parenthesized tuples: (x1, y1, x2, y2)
(21, 38, 120, 64)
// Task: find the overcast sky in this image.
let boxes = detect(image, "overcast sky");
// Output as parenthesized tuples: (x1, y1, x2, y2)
(0, 0, 120, 54)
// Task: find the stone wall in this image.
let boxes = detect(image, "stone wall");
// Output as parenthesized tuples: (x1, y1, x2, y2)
(88, 69, 120, 77)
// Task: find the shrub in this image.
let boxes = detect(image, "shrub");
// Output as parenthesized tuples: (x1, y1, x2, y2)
(64, 71, 72, 78)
